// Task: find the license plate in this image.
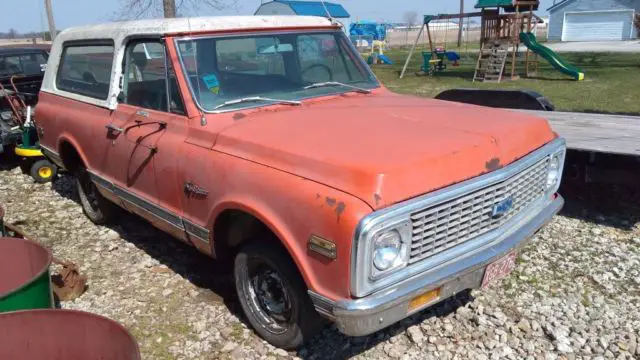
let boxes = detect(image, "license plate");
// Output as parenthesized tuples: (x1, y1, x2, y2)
(481, 251, 517, 288)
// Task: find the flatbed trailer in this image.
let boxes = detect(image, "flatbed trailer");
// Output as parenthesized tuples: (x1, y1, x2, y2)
(516, 110, 640, 184)
(516, 110, 640, 157)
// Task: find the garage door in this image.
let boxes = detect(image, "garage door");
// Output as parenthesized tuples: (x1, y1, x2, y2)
(563, 10, 634, 41)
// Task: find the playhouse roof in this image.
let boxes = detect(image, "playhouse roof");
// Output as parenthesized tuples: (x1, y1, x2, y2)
(475, 0, 539, 9)
(269, 0, 350, 18)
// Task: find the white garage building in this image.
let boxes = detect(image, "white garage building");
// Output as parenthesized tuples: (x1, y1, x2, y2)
(547, 0, 639, 41)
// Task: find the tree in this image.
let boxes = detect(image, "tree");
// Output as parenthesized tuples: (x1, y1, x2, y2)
(8, 28, 18, 39)
(403, 11, 419, 30)
(115, 0, 237, 19)
(457, 0, 464, 47)
(403, 11, 419, 45)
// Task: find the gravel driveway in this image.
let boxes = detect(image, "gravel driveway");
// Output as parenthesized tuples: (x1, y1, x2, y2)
(0, 164, 638, 360)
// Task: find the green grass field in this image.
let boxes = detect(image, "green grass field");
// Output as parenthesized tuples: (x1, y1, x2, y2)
(370, 49, 640, 114)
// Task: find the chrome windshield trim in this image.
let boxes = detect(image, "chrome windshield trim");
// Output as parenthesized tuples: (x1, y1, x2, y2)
(173, 30, 380, 115)
(351, 137, 566, 297)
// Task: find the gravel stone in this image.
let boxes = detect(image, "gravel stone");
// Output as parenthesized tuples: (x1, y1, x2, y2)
(1, 166, 638, 359)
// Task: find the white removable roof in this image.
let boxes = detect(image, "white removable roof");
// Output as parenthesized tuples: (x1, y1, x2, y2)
(41, 16, 336, 109)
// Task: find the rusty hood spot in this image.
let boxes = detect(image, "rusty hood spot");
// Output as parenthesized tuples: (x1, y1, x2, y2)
(485, 158, 502, 171)
(325, 197, 336, 207)
(335, 202, 346, 222)
(232, 113, 246, 121)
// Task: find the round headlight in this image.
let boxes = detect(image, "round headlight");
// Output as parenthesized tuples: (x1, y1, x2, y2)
(546, 155, 561, 189)
(372, 230, 401, 271)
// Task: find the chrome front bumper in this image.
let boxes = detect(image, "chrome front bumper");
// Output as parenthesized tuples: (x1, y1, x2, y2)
(309, 195, 563, 337)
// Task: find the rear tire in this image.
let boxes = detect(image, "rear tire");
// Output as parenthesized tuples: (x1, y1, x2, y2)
(76, 167, 114, 225)
(234, 241, 323, 350)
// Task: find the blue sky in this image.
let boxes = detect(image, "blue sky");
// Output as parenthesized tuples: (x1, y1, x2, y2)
(6, 0, 556, 33)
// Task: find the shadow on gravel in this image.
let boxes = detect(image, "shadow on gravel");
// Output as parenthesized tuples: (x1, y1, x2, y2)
(559, 181, 640, 230)
(298, 291, 474, 360)
(48, 174, 248, 323)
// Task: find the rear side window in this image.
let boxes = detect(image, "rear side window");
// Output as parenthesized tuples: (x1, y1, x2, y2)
(56, 43, 114, 100)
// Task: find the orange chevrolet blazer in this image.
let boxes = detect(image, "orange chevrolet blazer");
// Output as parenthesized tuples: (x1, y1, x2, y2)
(36, 16, 566, 349)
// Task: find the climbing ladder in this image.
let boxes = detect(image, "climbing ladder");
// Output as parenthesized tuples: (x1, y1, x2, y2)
(473, 41, 509, 83)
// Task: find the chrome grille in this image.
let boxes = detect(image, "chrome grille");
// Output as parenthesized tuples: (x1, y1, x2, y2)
(409, 158, 550, 264)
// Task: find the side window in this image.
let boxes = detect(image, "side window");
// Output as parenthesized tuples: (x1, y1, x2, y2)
(57, 43, 114, 100)
(122, 41, 185, 114)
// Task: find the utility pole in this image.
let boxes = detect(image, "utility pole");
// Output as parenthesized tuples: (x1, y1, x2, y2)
(44, 0, 57, 41)
(457, 0, 464, 47)
(163, 0, 177, 18)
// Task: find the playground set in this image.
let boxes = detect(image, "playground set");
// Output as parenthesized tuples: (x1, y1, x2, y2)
(349, 21, 394, 65)
(400, 0, 585, 82)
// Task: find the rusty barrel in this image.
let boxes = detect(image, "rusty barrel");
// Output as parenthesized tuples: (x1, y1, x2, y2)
(0, 309, 141, 359)
(0, 237, 54, 312)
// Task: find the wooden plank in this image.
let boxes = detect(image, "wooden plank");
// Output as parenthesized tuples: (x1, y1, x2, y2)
(515, 110, 640, 156)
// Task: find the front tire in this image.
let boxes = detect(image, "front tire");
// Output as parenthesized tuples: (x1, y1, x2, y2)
(234, 241, 323, 349)
(76, 167, 114, 225)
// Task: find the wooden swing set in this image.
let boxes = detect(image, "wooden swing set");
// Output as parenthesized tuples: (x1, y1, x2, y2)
(400, 0, 544, 83)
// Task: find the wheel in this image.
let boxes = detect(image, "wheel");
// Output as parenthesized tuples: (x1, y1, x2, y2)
(76, 167, 115, 224)
(234, 242, 324, 349)
(30, 159, 57, 183)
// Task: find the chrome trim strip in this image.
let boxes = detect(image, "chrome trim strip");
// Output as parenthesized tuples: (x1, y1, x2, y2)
(351, 138, 566, 297)
(173, 30, 380, 115)
(310, 196, 563, 336)
(183, 219, 210, 244)
(114, 186, 184, 230)
(88, 171, 210, 244)
(40, 145, 64, 169)
(308, 291, 336, 320)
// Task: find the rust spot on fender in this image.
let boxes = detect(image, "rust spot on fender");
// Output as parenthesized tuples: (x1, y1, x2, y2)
(335, 202, 346, 222)
(485, 158, 502, 171)
(374, 193, 382, 207)
(325, 197, 337, 207)
(232, 113, 246, 121)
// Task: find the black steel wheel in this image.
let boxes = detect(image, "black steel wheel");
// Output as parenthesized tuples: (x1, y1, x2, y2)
(234, 241, 323, 349)
(76, 167, 114, 224)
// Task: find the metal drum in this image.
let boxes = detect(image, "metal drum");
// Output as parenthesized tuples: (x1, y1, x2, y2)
(0, 309, 140, 359)
(0, 237, 54, 312)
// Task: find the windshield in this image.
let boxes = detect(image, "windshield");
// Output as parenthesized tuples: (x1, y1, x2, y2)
(175, 31, 379, 112)
(0, 52, 48, 78)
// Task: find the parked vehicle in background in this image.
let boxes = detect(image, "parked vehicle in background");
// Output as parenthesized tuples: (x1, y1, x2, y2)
(0, 47, 48, 154)
(36, 16, 566, 349)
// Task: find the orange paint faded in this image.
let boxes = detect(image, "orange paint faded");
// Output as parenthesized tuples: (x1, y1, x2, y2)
(36, 31, 557, 301)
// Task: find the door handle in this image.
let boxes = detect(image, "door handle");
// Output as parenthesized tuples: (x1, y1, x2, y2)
(105, 123, 124, 134)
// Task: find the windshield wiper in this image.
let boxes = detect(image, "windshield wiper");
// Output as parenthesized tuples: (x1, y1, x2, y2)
(212, 96, 302, 111)
(303, 81, 372, 94)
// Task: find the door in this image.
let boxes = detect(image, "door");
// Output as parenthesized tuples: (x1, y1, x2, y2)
(563, 10, 634, 41)
(103, 39, 189, 238)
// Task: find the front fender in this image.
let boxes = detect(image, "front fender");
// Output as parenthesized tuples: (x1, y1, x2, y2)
(195, 152, 373, 301)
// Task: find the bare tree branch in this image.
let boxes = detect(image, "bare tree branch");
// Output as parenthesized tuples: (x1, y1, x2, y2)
(114, 0, 237, 20)
(403, 11, 419, 30)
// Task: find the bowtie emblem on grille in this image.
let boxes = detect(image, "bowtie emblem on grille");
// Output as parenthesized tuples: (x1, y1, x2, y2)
(491, 196, 514, 218)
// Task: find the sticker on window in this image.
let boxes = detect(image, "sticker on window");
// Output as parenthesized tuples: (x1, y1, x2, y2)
(202, 73, 221, 94)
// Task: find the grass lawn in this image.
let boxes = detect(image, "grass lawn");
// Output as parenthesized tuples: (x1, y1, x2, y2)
(370, 49, 640, 114)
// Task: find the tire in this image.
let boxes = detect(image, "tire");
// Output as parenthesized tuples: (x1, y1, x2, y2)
(234, 241, 324, 350)
(30, 159, 57, 183)
(75, 167, 115, 225)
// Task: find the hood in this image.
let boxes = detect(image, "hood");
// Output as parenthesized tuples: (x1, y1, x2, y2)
(214, 92, 556, 209)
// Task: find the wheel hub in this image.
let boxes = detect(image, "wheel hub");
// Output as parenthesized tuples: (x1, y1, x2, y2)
(253, 270, 289, 321)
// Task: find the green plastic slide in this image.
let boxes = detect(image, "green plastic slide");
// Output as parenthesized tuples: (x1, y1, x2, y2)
(519, 32, 585, 81)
